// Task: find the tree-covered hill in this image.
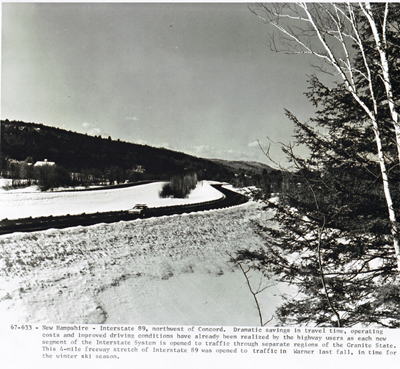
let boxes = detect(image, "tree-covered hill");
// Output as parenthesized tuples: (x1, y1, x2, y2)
(1, 120, 234, 181)
(210, 158, 276, 175)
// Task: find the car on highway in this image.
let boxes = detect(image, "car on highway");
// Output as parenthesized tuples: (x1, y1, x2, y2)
(128, 204, 148, 217)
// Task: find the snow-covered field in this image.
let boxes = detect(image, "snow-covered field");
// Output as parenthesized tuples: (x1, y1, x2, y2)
(0, 181, 293, 325)
(0, 180, 223, 220)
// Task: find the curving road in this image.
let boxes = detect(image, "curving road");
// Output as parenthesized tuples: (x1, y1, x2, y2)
(0, 184, 248, 235)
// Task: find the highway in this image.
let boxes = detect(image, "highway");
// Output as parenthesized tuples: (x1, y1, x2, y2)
(0, 184, 248, 235)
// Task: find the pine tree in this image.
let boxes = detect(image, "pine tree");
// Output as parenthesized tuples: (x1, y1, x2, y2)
(236, 75, 400, 327)
(234, 2, 400, 327)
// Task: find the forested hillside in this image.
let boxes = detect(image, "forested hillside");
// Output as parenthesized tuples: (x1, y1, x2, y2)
(1, 120, 233, 181)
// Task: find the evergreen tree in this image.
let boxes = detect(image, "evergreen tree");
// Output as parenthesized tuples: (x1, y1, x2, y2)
(249, 2, 400, 270)
(236, 75, 400, 327)
(235, 2, 400, 327)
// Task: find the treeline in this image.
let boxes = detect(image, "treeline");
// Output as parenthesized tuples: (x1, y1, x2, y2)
(2, 157, 152, 191)
(1, 120, 288, 192)
(2, 158, 71, 191)
(232, 169, 291, 195)
(1, 120, 232, 182)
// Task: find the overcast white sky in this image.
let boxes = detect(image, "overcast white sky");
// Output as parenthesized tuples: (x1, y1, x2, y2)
(1, 2, 318, 165)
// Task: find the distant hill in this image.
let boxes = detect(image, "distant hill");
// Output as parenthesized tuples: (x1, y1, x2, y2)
(2, 120, 279, 183)
(210, 158, 277, 175)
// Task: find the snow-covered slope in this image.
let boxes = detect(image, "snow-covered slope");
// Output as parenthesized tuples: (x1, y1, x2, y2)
(0, 201, 293, 325)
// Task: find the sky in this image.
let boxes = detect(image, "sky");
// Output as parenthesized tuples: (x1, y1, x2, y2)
(1, 2, 318, 166)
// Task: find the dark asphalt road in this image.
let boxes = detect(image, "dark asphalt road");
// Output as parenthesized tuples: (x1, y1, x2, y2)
(0, 184, 248, 235)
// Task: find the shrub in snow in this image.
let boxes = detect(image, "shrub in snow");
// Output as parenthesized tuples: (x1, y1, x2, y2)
(159, 173, 198, 199)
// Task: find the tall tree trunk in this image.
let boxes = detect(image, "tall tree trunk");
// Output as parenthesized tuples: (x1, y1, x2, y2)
(362, 3, 400, 165)
(371, 118, 400, 270)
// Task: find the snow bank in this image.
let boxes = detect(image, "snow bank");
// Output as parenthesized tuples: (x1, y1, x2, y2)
(0, 181, 223, 220)
(0, 179, 12, 187)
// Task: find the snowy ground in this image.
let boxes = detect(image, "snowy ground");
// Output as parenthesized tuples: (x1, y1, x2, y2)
(0, 181, 293, 325)
(0, 180, 223, 220)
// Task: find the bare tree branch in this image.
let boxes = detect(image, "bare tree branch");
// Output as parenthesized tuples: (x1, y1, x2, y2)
(227, 252, 274, 326)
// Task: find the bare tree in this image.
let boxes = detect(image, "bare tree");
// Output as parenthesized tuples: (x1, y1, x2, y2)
(250, 2, 400, 269)
(227, 252, 275, 326)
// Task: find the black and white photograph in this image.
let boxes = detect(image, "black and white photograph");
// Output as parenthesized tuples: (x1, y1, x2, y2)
(1, 2, 400, 367)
